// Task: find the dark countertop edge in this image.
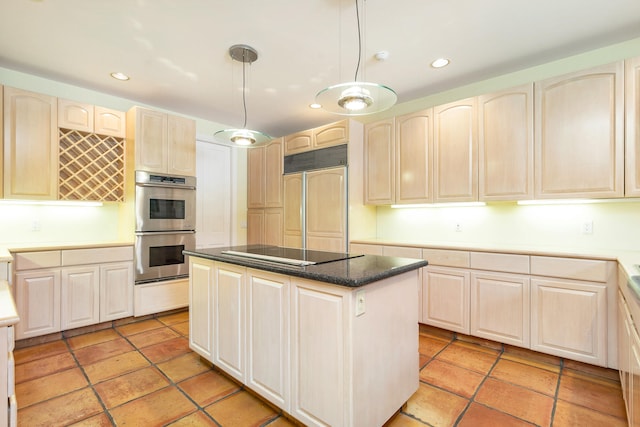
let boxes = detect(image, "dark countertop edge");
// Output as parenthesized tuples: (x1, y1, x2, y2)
(183, 250, 427, 288)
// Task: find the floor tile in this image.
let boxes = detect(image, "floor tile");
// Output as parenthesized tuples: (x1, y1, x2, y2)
(166, 410, 218, 426)
(14, 340, 69, 364)
(266, 416, 298, 426)
(178, 370, 241, 406)
(563, 359, 621, 382)
(66, 328, 121, 350)
(475, 377, 554, 426)
(93, 366, 170, 409)
(403, 382, 469, 426)
(139, 336, 191, 363)
(83, 350, 150, 384)
(502, 345, 562, 369)
(117, 318, 165, 336)
(126, 326, 180, 349)
(159, 310, 190, 325)
(15, 352, 77, 383)
(156, 351, 212, 382)
(419, 359, 485, 398)
(457, 402, 534, 427)
(109, 386, 197, 426)
(67, 412, 114, 426)
(557, 373, 627, 419)
(171, 321, 190, 336)
(18, 387, 103, 426)
(16, 367, 88, 407)
(490, 358, 559, 396)
(73, 337, 134, 365)
(418, 334, 450, 358)
(204, 390, 279, 426)
(552, 399, 628, 427)
(435, 341, 500, 375)
(385, 412, 429, 427)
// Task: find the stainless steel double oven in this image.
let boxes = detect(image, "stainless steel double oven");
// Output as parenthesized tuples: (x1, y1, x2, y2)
(134, 170, 196, 283)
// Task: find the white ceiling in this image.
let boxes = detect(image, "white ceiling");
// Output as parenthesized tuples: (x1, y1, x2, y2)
(2, 0, 640, 139)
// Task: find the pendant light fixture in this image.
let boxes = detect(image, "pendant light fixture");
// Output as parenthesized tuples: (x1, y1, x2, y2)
(315, 0, 397, 115)
(215, 45, 272, 147)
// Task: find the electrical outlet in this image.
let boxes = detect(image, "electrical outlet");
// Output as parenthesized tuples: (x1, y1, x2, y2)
(582, 220, 593, 234)
(455, 223, 462, 232)
(355, 290, 365, 316)
(31, 220, 41, 232)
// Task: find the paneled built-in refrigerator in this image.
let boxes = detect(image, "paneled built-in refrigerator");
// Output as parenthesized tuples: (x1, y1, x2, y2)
(283, 145, 348, 253)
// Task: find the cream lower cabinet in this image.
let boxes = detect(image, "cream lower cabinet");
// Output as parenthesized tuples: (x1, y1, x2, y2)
(61, 266, 99, 330)
(100, 262, 134, 321)
(15, 268, 61, 339)
(188, 257, 214, 361)
(470, 272, 530, 347)
(422, 266, 470, 334)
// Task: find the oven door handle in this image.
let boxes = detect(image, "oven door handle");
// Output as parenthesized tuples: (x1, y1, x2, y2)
(135, 230, 196, 236)
(135, 182, 196, 190)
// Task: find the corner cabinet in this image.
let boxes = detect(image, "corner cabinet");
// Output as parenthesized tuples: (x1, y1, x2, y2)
(433, 98, 478, 202)
(3, 87, 58, 200)
(127, 106, 196, 176)
(534, 61, 624, 199)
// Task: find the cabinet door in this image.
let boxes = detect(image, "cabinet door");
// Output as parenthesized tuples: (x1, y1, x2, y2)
(264, 138, 283, 208)
(434, 98, 478, 202)
(58, 99, 93, 132)
(632, 325, 640, 427)
(364, 118, 395, 205)
(94, 106, 126, 138)
(284, 130, 313, 155)
(247, 270, 289, 410)
(479, 84, 534, 200)
(15, 269, 61, 339)
(167, 114, 196, 176)
(0, 85, 3, 199)
(531, 277, 607, 366)
(314, 120, 348, 150)
(291, 280, 347, 427)
(133, 107, 168, 173)
(626, 56, 640, 197)
(246, 209, 265, 246)
(283, 174, 303, 248)
(395, 109, 433, 204)
(61, 266, 100, 330)
(4, 87, 58, 199)
(470, 272, 530, 347)
(618, 293, 632, 412)
(535, 61, 624, 198)
(214, 263, 245, 382)
(422, 266, 470, 333)
(100, 262, 133, 321)
(306, 167, 346, 252)
(247, 147, 266, 208)
(265, 208, 283, 247)
(196, 141, 231, 248)
(189, 257, 214, 361)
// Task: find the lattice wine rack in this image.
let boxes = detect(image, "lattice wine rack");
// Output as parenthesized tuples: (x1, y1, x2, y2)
(59, 128, 125, 201)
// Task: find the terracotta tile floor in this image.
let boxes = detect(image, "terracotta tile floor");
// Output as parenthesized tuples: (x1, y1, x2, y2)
(14, 313, 628, 426)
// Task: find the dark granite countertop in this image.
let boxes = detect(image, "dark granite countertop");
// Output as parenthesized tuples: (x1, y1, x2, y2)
(183, 245, 428, 288)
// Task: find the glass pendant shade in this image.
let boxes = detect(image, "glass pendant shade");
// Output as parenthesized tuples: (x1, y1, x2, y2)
(316, 81, 397, 115)
(214, 44, 272, 147)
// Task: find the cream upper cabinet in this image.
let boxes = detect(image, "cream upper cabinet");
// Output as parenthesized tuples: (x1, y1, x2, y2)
(58, 100, 126, 138)
(395, 109, 433, 204)
(534, 61, 624, 199)
(479, 84, 534, 201)
(284, 120, 349, 155)
(433, 98, 478, 202)
(247, 138, 283, 209)
(0, 85, 3, 199)
(364, 117, 395, 205)
(4, 87, 58, 200)
(128, 106, 196, 176)
(247, 146, 266, 208)
(626, 56, 640, 197)
(94, 106, 126, 138)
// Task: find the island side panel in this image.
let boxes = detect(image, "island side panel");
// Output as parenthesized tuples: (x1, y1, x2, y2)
(352, 270, 420, 427)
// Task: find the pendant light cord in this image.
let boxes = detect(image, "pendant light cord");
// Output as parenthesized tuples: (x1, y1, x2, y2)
(241, 49, 249, 129)
(354, 0, 362, 82)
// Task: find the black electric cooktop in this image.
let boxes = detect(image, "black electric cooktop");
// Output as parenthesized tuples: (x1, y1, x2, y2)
(220, 246, 362, 266)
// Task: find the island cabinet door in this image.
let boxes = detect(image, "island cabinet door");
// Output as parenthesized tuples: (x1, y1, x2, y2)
(291, 279, 349, 427)
(214, 262, 246, 383)
(246, 270, 290, 410)
(188, 257, 214, 361)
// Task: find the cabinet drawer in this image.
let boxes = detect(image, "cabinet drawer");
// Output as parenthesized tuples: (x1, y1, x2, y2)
(350, 243, 383, 256)
(530, 256, 608, 282)
(13, 251, 61, 270)
(470, 252, 530, 274)
(422, 249, 470, 268)
(62, 246, 133, 266)
(383, 246, 422, 259)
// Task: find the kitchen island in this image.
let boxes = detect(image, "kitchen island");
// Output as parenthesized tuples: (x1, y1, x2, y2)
(184, 245, 427, 427)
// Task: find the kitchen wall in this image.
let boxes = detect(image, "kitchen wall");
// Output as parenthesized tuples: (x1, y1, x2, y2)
(0, 66, 247, 247)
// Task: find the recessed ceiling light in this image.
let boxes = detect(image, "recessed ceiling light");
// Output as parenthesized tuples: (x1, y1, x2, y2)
(309, 103, 322, 109)
(110, 72, 130, 81)
(430, 58, 450, 69)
